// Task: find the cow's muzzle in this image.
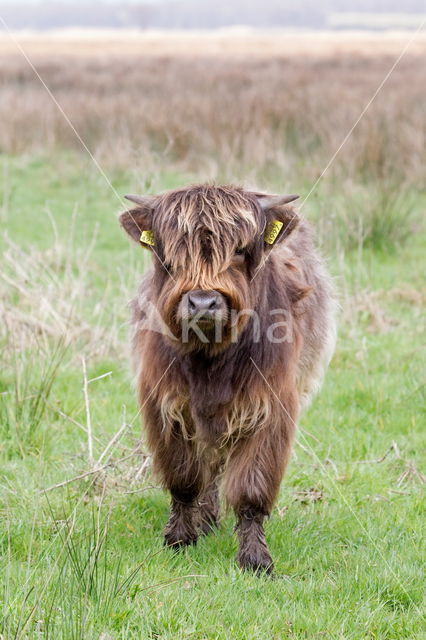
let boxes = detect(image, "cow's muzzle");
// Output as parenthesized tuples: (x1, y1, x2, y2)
(179, 289, 228, 327)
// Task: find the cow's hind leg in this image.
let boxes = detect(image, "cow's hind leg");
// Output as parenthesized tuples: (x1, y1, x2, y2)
(224, 399, 296, 574)
(198, 476, 220, 535)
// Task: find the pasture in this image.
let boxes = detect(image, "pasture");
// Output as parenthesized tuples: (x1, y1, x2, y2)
(0, 31, 425, 639)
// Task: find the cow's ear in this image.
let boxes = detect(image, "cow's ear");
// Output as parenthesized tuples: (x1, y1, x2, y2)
(119, 195, 155, 249)
(257, 194, 300, 249)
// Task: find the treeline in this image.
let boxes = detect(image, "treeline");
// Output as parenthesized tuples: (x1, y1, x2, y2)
(0, 0, 424, 30)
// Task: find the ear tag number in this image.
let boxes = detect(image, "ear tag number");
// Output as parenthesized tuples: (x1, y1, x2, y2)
(140, 230, 155, 246)
(264, 219, 283, 245)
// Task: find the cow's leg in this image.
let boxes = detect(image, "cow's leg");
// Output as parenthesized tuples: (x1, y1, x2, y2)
(164, 494, 200, 549)
(223, 398, 296, 573)
(165, 458, 221, 543)
(161, 434, 205, 548)
(145, 405, 206, 548)
(198, 476, 220, 535)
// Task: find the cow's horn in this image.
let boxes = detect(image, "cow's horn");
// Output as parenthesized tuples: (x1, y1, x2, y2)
(258, 194, 299, 209)
(124, 194, 154, 207)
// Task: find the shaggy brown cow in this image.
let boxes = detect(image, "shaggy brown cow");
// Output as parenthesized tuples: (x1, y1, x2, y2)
(119, 184, 336, 573)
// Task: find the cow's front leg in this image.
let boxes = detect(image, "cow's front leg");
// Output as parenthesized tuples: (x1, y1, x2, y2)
(235, 507, 272, 573)
(166, 467, 221, 544)
(161, 437, 204, 548)
(223, 396, 296, 573)
(164, 494, 200, 549)
(145, 410, 205, 548)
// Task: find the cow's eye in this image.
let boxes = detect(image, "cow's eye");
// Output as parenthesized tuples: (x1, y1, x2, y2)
(235, 247, 245, 256)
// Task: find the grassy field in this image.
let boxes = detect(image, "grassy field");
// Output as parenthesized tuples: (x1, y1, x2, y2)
(1, 31, 425, 639)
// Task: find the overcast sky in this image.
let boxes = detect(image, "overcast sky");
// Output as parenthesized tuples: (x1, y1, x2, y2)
(2, 0, 419, 4)
(5, 0, 169, 3)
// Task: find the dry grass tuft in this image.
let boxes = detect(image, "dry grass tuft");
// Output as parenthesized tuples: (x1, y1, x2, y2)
(1, 233, 122, 359)
(341, 285, 426, 333)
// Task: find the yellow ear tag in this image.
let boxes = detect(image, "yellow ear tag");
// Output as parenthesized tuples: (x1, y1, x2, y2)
(140, 230, 155, 246)
(264, 219, 283, 245)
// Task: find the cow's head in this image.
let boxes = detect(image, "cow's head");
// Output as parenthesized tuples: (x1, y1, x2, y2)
(119, 185, 299, 353)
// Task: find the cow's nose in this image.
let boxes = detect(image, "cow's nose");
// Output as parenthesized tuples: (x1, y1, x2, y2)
(187, 290, 223, 315)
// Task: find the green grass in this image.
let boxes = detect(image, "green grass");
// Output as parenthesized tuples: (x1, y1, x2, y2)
(1, 154, 425, 639)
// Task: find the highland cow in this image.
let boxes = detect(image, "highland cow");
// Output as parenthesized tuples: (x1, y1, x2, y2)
(119, 184, 336, 573)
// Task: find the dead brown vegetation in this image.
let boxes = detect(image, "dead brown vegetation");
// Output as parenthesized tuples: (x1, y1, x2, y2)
(0, 31, 424, 189)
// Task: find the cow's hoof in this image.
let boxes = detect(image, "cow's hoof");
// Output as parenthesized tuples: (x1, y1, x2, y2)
(237, 549, 274, 575)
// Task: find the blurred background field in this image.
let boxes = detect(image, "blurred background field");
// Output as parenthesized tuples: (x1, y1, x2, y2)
(0, 26, 425, 639)
(1, 30, 425, 189)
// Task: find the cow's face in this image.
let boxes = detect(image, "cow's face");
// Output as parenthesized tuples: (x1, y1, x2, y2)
(120, 185, 298, 353)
